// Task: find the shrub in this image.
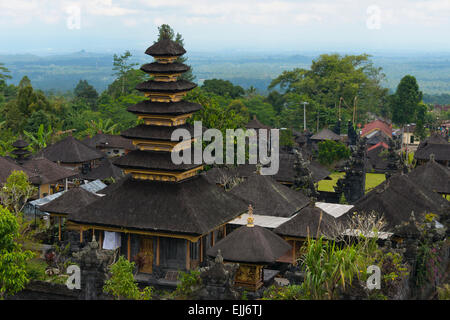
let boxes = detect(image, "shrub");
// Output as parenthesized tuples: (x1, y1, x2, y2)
(103, 256, 153, 300)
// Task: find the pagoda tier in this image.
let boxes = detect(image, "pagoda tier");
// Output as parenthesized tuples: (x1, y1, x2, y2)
(11, 138, 31, 164)
(121, 124, 200, 152)
(114, 39, 203, 182)
(145, 39, 186, 57)
(127, 101, 202, 116)
(141, 62, 190, 82)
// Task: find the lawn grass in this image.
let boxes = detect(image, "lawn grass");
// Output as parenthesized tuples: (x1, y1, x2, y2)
(317, 172, 386, 194)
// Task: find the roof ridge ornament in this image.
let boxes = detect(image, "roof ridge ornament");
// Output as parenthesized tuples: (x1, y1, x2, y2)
(247, 204, 254, 227)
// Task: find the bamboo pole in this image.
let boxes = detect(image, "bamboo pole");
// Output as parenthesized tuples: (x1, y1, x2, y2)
(156, 237, 160, 266)
(186, 240, 190, 270)
(127, 234, 131, 261)
(58, 217, 62, 241)
(200, 237, 203, 262)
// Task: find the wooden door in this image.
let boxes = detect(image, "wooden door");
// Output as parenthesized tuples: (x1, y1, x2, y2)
(139, 237, 154, 274)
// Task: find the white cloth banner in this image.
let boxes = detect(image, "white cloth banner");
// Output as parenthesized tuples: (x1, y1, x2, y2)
(103, 231, 121, 250)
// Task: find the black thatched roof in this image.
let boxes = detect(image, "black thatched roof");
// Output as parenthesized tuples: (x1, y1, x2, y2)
(227, 174, 310, 217)
(414, 143, 450, 162)
(12, 139, 29, 148)
(245, 117, 272, 130)
(140, 62, 189, 74)
(39, 136, 104, 163)
(68, 175, 248, 235)
(121, 124, 197, 141)
(39, 187, 101, 216)
(75, 158, 124, 181)
(310, 128, 341, 141)
(145, 39, 186, 57)
(274, 152, 330, 183)
(127, 100, 202, 116)
(274, 206, 335, 239)
(367, 145, 389, 172)
(82, 133, 135, 151)
(351, 174, 450, 229)
(0, 156, 37, 184)
(203, 165, 258, 185)
(113, 150, 201, 172)
(420, 133, 448, 145)
(407, 160, 450, 194)
(136, 80, 196, 93)
(21, 157, 77, 184)
(207, 224, 291, 264)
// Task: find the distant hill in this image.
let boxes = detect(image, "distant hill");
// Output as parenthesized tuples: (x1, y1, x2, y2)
(1, 51, 450, 96)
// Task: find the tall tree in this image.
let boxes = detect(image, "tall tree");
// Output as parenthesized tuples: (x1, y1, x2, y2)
(112, 51, 139, 96)
(156, 24, 195, 81)
(74, 80, 99, 108)
(0, 62, 12, 82)
(390, 75, 423, 156)
(269, 54, 388, 125)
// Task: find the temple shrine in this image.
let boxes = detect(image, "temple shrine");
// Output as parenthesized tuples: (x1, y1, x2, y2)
(66, 38, 248, 277)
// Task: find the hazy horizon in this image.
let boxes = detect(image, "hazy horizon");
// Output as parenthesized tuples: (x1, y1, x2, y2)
(1, 0, 449, 55)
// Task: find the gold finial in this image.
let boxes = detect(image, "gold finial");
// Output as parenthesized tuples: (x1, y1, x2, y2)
(247, 204, 254, 227)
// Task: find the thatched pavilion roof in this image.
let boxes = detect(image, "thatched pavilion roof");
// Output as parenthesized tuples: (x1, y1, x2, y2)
(310, 128, 341, 141)
(207, 219, 291, 264)
(39, 136, 104, 164)
(226, 174, 310, 217)
(407, 160, 450, 194)
(274, 152, 331, 184)
(39, 187, 101, 216)
(68, 175, 248, 236)
(350, 174, 449, 229)
(82, 133, 135, 151)
(75, 158, 124, 181)
(273, 205, 336, 239)
(21, 157, 77, 184)
(0, 156, 37, 184)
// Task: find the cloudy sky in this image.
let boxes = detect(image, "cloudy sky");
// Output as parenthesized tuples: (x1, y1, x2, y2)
(0, 0, 449, 54)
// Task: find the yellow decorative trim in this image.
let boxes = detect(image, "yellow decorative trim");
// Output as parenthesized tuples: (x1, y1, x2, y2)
(153, 56, 178, 64)
(137, 113, 193, 126)
(132, 138, 194, 152)
(123, 166, 203, 182)
(151, 73, 181, 82)
(66, 222, 201, 242)
(144, 91, 187, 102)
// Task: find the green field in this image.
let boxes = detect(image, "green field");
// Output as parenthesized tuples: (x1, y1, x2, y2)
(317, 172, 386, 194)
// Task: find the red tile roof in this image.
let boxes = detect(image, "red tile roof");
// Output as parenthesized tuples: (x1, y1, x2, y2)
(361, 120, 392, 138)
(368, 141, 389, 152)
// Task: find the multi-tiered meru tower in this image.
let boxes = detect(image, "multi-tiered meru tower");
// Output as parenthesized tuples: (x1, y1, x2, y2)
(116, 39, 202, 182)
(67, 38, 247, 274)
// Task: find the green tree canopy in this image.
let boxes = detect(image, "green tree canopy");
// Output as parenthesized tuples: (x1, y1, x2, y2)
(74, 80, 99, 108)
(112, 51, 139, 96)
(0, 205, 34, 299)
(390, 75, 423, 127)
(201, 79, 245, 99)
(0, 62, 12, 82)
(269, 54, 388, 125)
(317, 140, 351, 166)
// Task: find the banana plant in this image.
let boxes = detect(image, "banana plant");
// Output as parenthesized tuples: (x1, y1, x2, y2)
(23, 124, 53, 152)
(84, 118, 118, 137)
